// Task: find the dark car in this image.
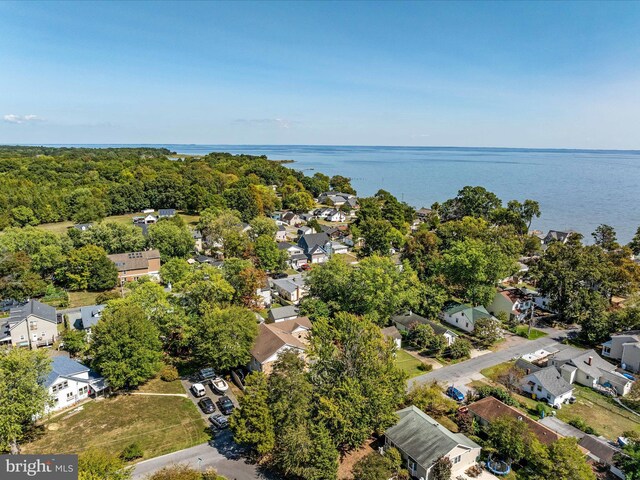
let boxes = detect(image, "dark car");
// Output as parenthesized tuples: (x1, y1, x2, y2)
(446, 386, 465, 402)
(271, 272, 288, 279)
(300, 264, 311, 271)
(209, 413, 229, 429)
(198, 367, 217, 382)
(198, 397, 216, 414)
(216, 396, 235, 415)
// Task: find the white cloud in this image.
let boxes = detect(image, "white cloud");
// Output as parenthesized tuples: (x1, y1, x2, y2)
(3, 114, 43, 124)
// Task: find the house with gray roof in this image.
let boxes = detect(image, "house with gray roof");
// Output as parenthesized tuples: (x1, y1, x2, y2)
(0, 299, 58, 349)
(550, 347, 634, 396)
(440, 303, 497, 333)
(521, 366, 574, 408)
(80, 304, 106, 334)
(44, 356, 106, 413)
(158, 208, 176, 218)
(271, 274, 308, 304)
(391, 311, 458, 346)
(385, 406, 481, 479)
(602, 331, 640, 373)
(268, 305, 299, 323)
(298, 232, 332, 264)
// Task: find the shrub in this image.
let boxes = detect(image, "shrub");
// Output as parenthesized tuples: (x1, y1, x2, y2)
(95, 290, 121, 304)
(120, 442, 143, 461)
(447, 338, 471, 359)
(159, 364, 179, 382)
(568, 417, 598, 435)
(417, 363, 433, 372)
(475, 385, 519, 407)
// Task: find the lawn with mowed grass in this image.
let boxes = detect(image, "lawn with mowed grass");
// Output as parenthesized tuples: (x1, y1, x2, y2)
(395, 349, 427, 378)
(23, 388, 209, 461)
(136, 377, 186, 394)
(36, 212, 200, 235)
(480, 361, 514, 382)
(515, 325, 547, 340)
(556, 385, 640, 440)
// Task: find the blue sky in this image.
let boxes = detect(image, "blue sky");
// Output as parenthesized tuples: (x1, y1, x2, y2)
(1, 1, 640, 148)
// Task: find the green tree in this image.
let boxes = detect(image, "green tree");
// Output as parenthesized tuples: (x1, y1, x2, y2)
(78, 449, 131, 480)
(148, 220, 195, 262)
(617, 440, 640, 480)
(253, 235, 287, 272)
(91, 301, 163, 390)
(629, 226, 640, 256)
(330, 175, 356, 194)
(10, 206, 38, 227)
(473, 316, 503, 347)
(486, 415, 536, 463)
(61, 328, 88, 357)
(406, 382, 457, 418)
(310, 313, 406, 450)
(541, 438, 595, 480)
(351, 449, 404, 480)
(592, 224, 618, 251)
(72, 222, 146, 254)
(440, 186, 502, 221)
(160, 258, 191, 285)
(447, 338, 471, 359)
(0, 252, 48, 301)
(0, 348, 51, 453)
(229, 371, 275, 455)
(409, 323, 445, 355)
(191, 307, 258, 371)
(68, 188, 107, 223)
(284, 191, 315, 213)
(222, 258, 266, 309)
(175, 265, 235, 315)
(58, 245, 118, 291)
(249, 216, 277, 239)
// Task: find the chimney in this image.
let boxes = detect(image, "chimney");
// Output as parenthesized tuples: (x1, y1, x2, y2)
(587, 356, 593, 366)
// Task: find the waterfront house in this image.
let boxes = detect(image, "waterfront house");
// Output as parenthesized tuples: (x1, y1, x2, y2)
(384, 406, 481, 479)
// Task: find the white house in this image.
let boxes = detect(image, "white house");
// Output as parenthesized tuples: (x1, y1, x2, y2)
(44, 356, 107, 413)
(521, 366, 574, 408)
(392, 312, 458, 346)
(268, 305, 299, 323)
(602, 332, 640, 373)
(275, 225, 288, 242)
(551, 347, 634, 396)
(271, 274, 308, 304)
(325, 209, 347, 222)
(440, 303, 497, 333)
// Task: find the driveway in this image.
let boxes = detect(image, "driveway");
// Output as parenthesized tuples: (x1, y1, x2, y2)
(131, 441, 271, 480)
(181, 376, 240, 424)
(408, 333, 569, 391)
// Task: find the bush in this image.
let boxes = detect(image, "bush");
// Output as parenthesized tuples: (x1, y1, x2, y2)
(475, 385, 519, 407)
(120, 442, 143, 461)
(417, 363, 433, 372)
(95, 291, 120, 304)
(568, 417, 598, 435)
(447, 338, 471, 359)
(159, 365, 179, 382)
(536, 402, 551, 417)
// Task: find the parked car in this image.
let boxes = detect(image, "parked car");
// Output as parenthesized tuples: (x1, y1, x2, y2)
(446, 386, 465, 402)
(300, 264, 311, 271)
(209, 413, 229, 429)
(198, 367, 217, 382)
(211, 377, 229, 394)
(217, 396, 234, 415)
(271, 272, 288, 279)
(198, 397, 216, 414)
(191, 383, 206, 398)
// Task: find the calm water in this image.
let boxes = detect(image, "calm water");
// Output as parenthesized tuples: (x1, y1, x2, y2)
(37, 144, 640, 243)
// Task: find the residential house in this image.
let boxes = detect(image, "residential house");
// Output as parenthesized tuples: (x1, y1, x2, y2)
(381, 326, 402, 349)
(416, 207, 432, 221)
(440, 303, 497, 333)
(107, 249, 162, 282)
(191, 229, 203, 252)
(275, 225, 288, 242)
(289, 253, 309, 269)
(277, 242, 305, 256)
(521, 366, 574, 408)
(542, 230, 573, 247)
(0, 300, 58, 349)
(73, 223, 93, 231)
(297, 226, 314, 236)
(277, 242, 308, 268)
(249, 317, 312, 375)
(550, 347, 634, 396)
(133, 214, 158, 225)
(318, 191, 357, 207)
(44, 356, 107, 413)
(384, 406, 481, 479)
(268, 305, 299, 323)
(158, 208, 176, 218)
(579, 435, 625, 479)
(281, 211, 301, 226)
(80, 304, 106, 336)
(521, 287, 554, 312)
(391, 311, 458, 346)
(602, 332, 640, 373)
(193, 255, 224, 267)
(330, 242, 349, 255)
(319, 225, 345, 240)
(488, 288, 533, 323)
(468, 396, 562, 445)
(298, 232, 332, 263)
(271, 274, 308, 303)
(142, 208, 155, 214)
(257, 279, 272, 309)
(325, 209, 346, 223)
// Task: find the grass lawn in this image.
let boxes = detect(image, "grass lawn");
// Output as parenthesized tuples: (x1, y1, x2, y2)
(67, 290, 109, 308)
(480, 361, 514, 382)
(557, 386, 640, 440)
(136, 377, 185, 394)
(36, 211, 200, 235)
(515, 325, 547, 340)
(23, 392, 209, 461)
(395, 349, 427, 378)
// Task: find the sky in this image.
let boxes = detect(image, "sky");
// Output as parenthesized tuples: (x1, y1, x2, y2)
(1, 1, 640, 148)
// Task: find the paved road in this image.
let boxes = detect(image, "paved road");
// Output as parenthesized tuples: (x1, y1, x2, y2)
(408, 330, 570, 392)
(131, 438, 270, 479)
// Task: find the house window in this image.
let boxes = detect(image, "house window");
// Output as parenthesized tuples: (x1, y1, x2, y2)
(19, 335, 25, 341)
(29, 321, 37, 331)
(453, 455, 461, 464)
(466, 322, 469, 328)
(586, 375, 590, 380)
(407, 457, 417, 473)
(536, 385, 542, 392)
(66, 392, 74, 400)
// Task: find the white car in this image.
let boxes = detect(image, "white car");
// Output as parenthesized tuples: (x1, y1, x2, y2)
(191, 383, 206, 397)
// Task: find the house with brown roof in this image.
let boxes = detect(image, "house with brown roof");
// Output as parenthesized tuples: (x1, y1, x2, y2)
(107, 249, 161, 283)
(249, 317, 312, 375)
(467, 396, 561, 445)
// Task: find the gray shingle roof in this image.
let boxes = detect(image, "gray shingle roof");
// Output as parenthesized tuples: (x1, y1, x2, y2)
(269, 305, 299, 321)
(9, 299, 57, 324)
(80, 304, 106, 330)
(385, 406, 479, 470)
(524, 366, 573, 397)
(391, 312, 457, 337)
